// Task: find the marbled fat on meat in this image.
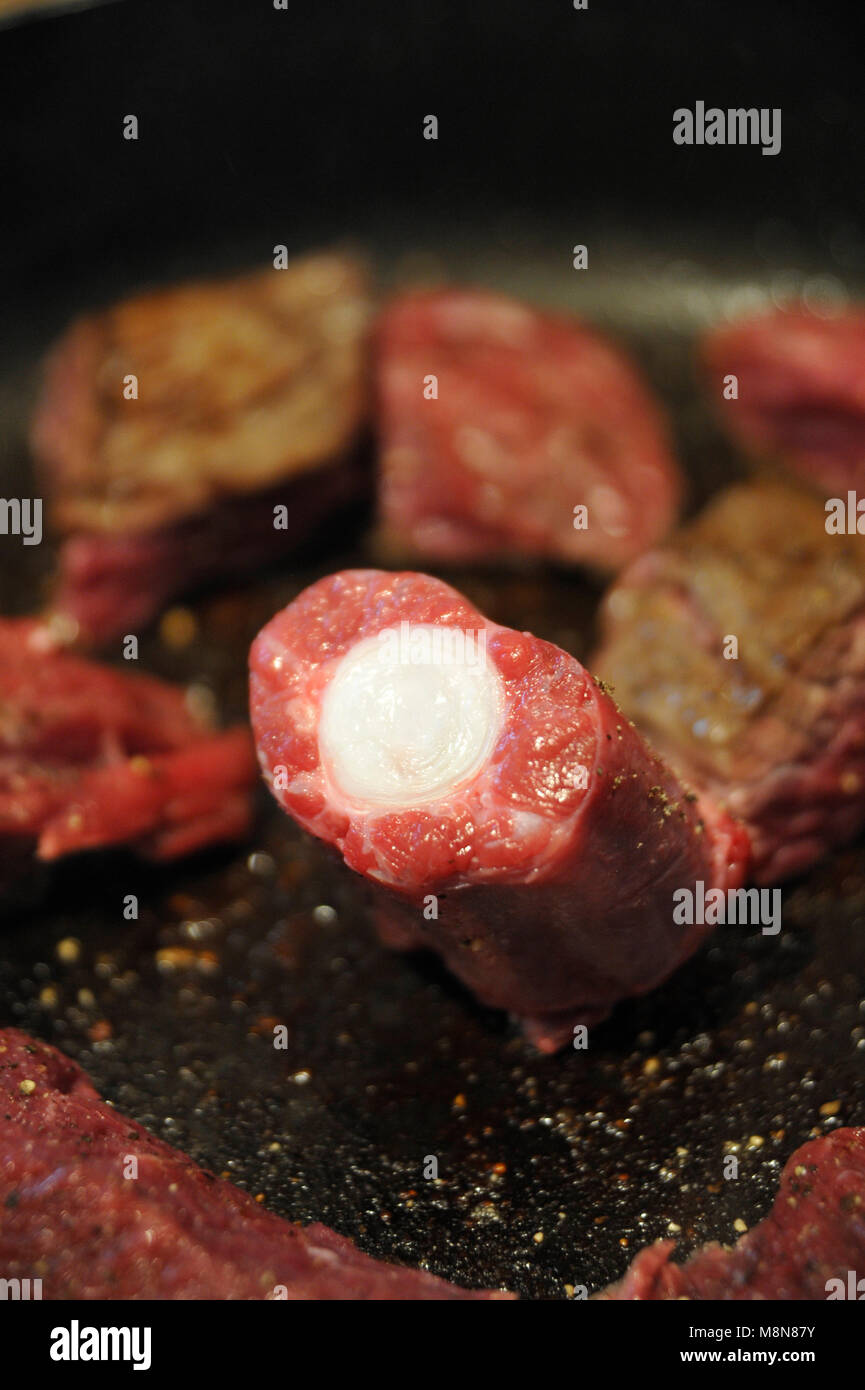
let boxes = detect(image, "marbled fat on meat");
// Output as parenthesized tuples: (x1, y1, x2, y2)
(376, 289, 680, 570)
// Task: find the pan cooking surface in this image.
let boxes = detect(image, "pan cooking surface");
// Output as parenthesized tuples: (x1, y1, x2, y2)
(1, 238, 864, 1298)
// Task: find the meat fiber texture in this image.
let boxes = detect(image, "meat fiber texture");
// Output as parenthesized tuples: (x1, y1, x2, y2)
(593, 481, 865, 884)
(51, 464, 363, 647)
(701, 304, 865, 495)
(0, 1029, 509, 1300)
(31, 252, 372, 645)
(249, 570, 747, 1052)
(0, 618, 255, 868)
(600, 1127, 865, 1300)
(375, 288, 681, 571)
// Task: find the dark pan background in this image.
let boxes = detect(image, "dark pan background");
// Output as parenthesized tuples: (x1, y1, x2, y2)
(1, 0, 864, 1298)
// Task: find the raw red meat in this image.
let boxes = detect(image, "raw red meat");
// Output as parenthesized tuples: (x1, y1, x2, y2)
(0, 618, 255, 866)
(32, 253, 371, 645)
(0, 1028, 510, 1299)
(593, 481, 865, 883)
(249, 570, 748, 1051)
(51, 462, 363, 646)
(375, 289, 680, 571)
(600, 1127, 865, 1300)
(701, 305, 865, 494)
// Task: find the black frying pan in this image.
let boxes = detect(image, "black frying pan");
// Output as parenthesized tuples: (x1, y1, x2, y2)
(0, 0, 863, 1298)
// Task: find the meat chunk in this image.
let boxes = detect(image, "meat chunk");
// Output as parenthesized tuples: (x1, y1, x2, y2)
(249, 570, 747, 1051)
(32, 253, 371, 644)
(701, 305, 865, 494)
(0, 1029, 510, 1299)
(593, 481, 865, 883)
(0, 618, 255, 867)
(600, 1127, 865, 1300)
(50, 466, 362, 646)
(375, 289, 680, 570)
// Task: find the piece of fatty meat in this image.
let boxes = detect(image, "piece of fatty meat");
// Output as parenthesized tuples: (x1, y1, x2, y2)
(593, 481, 865, 884)
(249, 570, 748, 1052)
(0, 1029, 511, 1299)
(32, 253, 371, 645)
(375, 288, 681, 571)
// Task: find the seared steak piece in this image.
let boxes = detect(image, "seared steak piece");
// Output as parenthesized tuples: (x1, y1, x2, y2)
(0, 1029, 510, 1299)
(32, 253, 371, 644)
(0, 618, 255, 867)
(701, 305, 865, 494)
(600, 1127, 865, 1300)
(249, 571, 747, 1052)
(593, 482, 865, 884)
(375, 289, 680, 571)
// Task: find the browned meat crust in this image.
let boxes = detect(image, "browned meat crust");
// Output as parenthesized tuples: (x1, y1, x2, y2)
(593, 482, 865, 882)
(33, 253, 371, 536)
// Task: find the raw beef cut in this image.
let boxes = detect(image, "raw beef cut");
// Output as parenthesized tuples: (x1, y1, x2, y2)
(32, 252, 371, 644)
(249, 570, 747, 1051)
(0, 1029, 510, 1300)
(0, 618, 255, 867)
(600, 1127, 865, 1300)
(593, 481, 865, 884)
(375, 289, 680, 571)
(701, 305, 865, 494)
(50, 464, 363, 646)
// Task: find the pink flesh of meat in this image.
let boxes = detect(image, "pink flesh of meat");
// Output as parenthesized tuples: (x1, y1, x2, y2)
(0, 1029, 510, 1300)
(0, 618, 256, 871)
(375, 289, 681, 570)
(250, 570, 749, 1050)
(702, 306, 865, 493)
(601, 1127, 865, 1300)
